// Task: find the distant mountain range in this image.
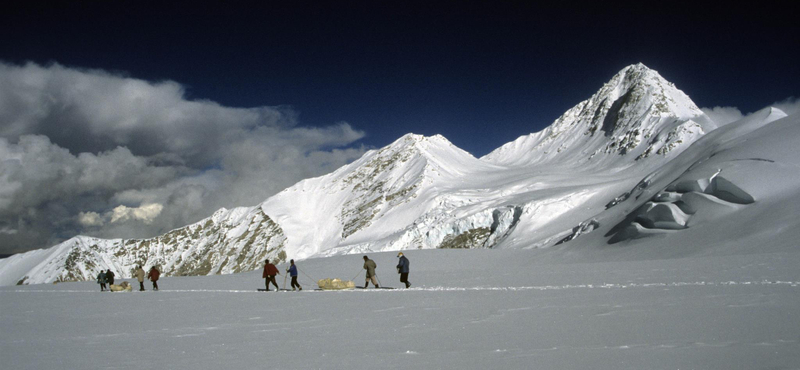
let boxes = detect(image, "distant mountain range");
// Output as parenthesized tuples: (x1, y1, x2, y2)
(2, 63, 796, 286)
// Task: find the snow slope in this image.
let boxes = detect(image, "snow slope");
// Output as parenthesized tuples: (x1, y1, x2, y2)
(556, 107, 797, 258)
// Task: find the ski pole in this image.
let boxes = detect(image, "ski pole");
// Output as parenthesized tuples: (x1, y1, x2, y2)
(283, 273, 287, 290)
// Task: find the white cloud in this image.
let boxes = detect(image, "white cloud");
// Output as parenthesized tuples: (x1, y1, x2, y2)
(109, 204, 163, 224)
(772, 96, 800, 116)
(701, 106, 744, 126)
(702, 97, 800, 127)
(78, 212, 104, 227)
(0, 61, 368, 254)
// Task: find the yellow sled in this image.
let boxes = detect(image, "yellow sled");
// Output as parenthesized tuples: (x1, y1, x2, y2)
(109, 282, 133, 292)
(317, 278, 355, 290)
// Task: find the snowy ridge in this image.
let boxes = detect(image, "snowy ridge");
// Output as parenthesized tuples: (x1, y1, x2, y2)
(0, 205, 287, 285)
(3, 64, 799, 287)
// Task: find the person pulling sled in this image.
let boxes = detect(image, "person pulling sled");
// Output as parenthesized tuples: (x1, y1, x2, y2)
(262, 259, 280, 291)
(287, 260, 302, 291)
(134, 265, 146, 291)
(147, 266, 160, 291)
(396, 252, 411, 288)
(362, 255, 379, 289)
(106, 269, 115, 286)
(97, 270, 107, 291)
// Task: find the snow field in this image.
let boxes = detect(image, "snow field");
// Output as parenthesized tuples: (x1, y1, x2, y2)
(3, 249, 800, 370)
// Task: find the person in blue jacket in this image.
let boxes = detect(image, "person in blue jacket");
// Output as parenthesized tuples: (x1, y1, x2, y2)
(396, 252, 410, 288)
(287, 259, 302, 291)
(97, 270, 107, 291)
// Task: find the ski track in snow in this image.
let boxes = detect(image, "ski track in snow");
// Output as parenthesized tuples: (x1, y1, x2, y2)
(500, 338, 800, 359)
(5, 280, 799, 294)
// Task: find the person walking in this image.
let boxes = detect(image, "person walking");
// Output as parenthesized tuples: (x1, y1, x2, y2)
(362, 255, 379, 289)
(134, 265, 146, 291)
(396, 252, 411, 288)
(286, 259, 302, 291)
(262, 259, 280, 291)
(147, 266, 160, 291)
(106, 269, 115, 286)
(97, 270, 107, 291)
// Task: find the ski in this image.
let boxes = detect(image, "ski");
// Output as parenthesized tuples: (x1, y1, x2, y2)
(355, 286, 395, 290)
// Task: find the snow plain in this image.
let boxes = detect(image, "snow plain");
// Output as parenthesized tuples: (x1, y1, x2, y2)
(2, 248, 800, 370)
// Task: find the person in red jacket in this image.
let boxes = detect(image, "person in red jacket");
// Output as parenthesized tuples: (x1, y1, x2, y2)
(262, 259, 280, 291)
(147, 266, 160, 291)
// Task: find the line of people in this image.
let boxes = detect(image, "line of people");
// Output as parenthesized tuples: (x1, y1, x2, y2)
(96, 266, 160, 292)
(262, 259, 303, 291)
(363, 253, 411, 289)
(262, 253, 411, 291)
(93, 252, 412, 293)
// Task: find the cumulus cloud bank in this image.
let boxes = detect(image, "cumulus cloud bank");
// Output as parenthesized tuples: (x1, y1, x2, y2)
(0, 62, 366, 254)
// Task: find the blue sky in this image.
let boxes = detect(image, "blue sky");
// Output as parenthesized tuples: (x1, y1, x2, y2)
(0, 2, 797, 253)
(4, 2, 796, 156)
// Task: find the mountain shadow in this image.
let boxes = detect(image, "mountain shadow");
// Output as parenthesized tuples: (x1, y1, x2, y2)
(602, 90, 633, 136)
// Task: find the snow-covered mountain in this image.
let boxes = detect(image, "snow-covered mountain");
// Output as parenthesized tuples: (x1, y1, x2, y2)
(483, 63, 716, 168)
(3, 63, 797, 286)
(2, 206, 287, 285)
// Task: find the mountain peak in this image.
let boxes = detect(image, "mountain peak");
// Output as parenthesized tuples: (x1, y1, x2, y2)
(482, 64, 712, 168)
(617, 62, 652, 77)
(390, 133, 456, 150)
(382, 133, 477, 164)
(621, 62, 652, 73)
(598, 63, 701, 118)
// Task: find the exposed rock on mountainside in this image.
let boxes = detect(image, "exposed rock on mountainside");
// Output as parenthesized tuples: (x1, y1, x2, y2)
(9, 207, 286, 285)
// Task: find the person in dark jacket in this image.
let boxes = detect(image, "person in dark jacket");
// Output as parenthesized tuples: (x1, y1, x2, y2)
(262, 259, 280, 291)
(105, 269, 115, 285)
(97, 270, 107, 291)
(286, 259, 302, 291)
(363, 255, 379, 288)
(396, 252, 411, 288)
(147, 266, 160, 291)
